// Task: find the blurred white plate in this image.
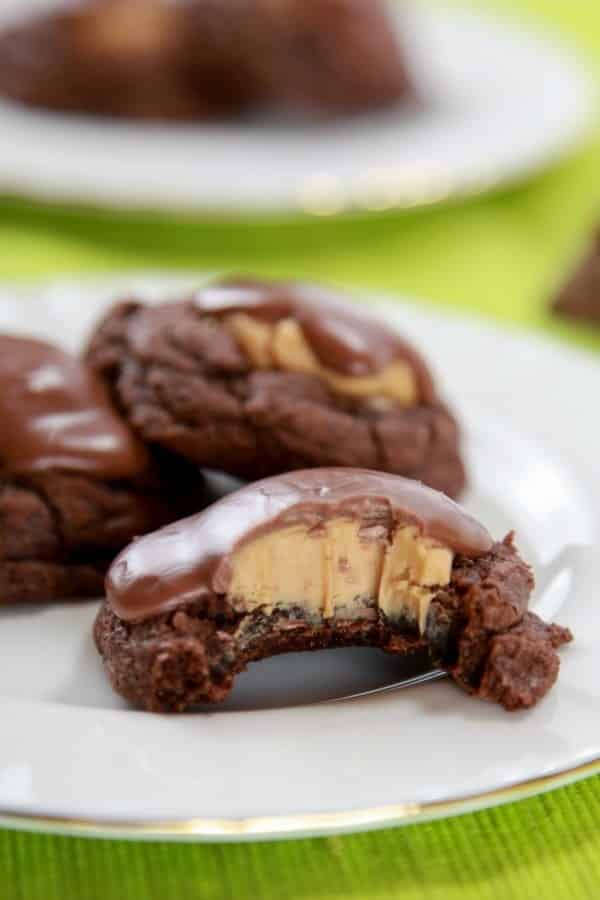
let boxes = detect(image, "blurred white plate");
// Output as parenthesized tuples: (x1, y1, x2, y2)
(0, 3, 595, 215)
(0, 274, 599, 841)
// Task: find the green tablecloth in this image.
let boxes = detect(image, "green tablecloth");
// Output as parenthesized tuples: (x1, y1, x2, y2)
(2, 1, 600, 897)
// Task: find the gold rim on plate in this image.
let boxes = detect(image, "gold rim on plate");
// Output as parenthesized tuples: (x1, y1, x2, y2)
(1, 757, 599, 841)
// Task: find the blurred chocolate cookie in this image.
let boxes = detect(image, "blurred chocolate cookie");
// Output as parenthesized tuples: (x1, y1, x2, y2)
(0, 0, 415, 120)
(552, 228, 600, 324)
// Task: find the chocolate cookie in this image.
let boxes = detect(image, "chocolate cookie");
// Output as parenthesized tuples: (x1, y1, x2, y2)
(0, 0, 414, 121)
(0, 335, 206, 605)
(552, 229, 600, 324)
(86, 278, 466, 498)
(95, 469, 571, 713)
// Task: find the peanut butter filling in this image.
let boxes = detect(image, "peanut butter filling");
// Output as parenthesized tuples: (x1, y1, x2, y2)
(226, 518, 453, 633)
(225, 312, 418, 406)
(75, 1, 178, 59)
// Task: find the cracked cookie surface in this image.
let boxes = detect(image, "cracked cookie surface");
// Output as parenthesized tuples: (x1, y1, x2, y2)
(86, 278, 466, 497)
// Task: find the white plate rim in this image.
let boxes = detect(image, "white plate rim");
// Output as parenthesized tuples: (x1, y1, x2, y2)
(0, 756, 598, 842)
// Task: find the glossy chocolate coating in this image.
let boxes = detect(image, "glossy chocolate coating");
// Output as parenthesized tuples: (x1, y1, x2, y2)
(193, 278, 436, 396)
(0, 335, 149, 479)
(107, 468, 493, 622)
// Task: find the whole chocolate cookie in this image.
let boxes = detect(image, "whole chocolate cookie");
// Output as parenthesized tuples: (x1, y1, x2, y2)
(95, 469, 571, 713)
(0, 335, 206, 605)
(0, 0, 414, 121)
(85, 278, 466, 498)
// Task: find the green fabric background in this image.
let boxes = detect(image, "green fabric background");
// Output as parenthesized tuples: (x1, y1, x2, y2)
(2, 0, 600, 897)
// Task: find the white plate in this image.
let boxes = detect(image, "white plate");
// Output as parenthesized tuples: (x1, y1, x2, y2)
(0, 275, 600, 843)
(0, 3, 595, 215)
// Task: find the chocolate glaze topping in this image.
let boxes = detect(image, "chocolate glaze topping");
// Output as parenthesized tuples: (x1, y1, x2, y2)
(107, 468, 493, 622)
(0, 335, 150, 479)
(193, 277, 436, 397)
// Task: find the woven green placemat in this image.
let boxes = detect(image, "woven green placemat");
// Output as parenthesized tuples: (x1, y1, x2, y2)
(3, 777, 600, 900)
(1, 1, 600, 898)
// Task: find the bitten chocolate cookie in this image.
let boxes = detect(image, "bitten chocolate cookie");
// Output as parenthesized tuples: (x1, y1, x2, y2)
(95, 469, 571, 713)
(552, 228, 600, 324)
(0, 335, 206, 605)
(0, 0, 414, 121)
(86, 278, 466, 498)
